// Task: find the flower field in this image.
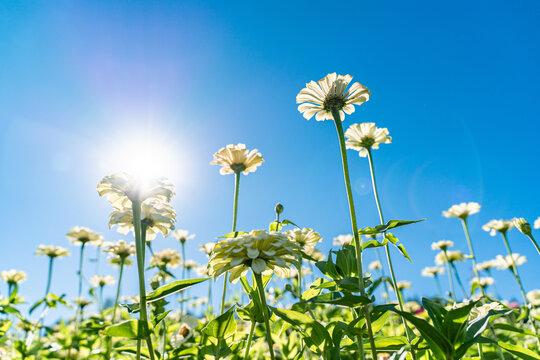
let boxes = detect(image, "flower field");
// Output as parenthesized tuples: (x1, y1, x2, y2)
(1, 73, 539, 360)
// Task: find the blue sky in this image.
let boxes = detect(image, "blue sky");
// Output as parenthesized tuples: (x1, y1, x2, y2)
(1, 0, 539, 319)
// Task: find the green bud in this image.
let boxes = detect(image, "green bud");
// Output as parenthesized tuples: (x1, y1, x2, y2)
(513, 217, 532, 236)
(275, 203, 284, 215)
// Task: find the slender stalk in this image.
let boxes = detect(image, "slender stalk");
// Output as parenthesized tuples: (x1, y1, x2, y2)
(297, 254, 303, 298)
(434, 274, 443, 298)
(132, 199, 156, 360)
(77, 244, 86, 301)
(366, 148, 416, 359)
(44, 257, 54, 297)
(331, 111, 377, 360)
(95, 244, 102, 275)
(244, 321, 256, 359)
(526, 233, 540, 255)
(443, 250, 456, 302)
(254, 273, 275, 360)
(181, 241, 186, 317)
(106, 259, 125, 360)
(99, 285, 104, 315)
(451, 263, 468, 299)
(207, 279, 212, 315)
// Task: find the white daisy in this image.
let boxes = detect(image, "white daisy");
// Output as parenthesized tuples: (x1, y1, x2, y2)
(345, 123, 392, 157)
(442, 202, 481, 219)
(482, 219, 514, 236)
(211, 143, 264, 175)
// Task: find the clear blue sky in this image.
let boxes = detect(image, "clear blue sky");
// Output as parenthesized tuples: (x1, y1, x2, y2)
(1, 0, 539, 318)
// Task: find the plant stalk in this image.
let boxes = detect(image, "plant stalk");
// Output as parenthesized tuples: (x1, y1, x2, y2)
(254, 273, 275, 360)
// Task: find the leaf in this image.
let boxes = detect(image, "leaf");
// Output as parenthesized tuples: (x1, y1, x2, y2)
(146, 278, 208, 303)
(269, 221, 281, 232)
(396, 244, 412, 262)
(102, 319, 147, 339)
(361, 237, 388, 250)
(152, 310, 171, 328)
(421, 298, 447, 330)
(202, 305, 236, 339)
(0, 320, 11, 336)
(219, 231, 247, 238)
(464, 308, 512, 342)
(358, 219, 425, 235)
(498, 342, 540, 360)
(302, 292, 372, 308)
(492, 323, 540, 337)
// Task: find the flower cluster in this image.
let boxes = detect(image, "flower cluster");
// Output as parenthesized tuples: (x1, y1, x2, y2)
(209, 230, 300, 283)
(333, 234, 353, 247)
(442, 202, 481, 219)
(173, 229, 195, 244)
(471, 277, 494, 288)
(211, 143, 264, 175)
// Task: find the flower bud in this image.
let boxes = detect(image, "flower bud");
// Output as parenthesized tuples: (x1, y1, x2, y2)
(513, 218, 532, 236)
(275, 203, 284, 215)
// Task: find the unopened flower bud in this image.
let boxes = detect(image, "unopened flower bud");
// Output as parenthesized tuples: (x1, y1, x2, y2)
(275, 203, 284, 215)
(513, 218, 532, 236)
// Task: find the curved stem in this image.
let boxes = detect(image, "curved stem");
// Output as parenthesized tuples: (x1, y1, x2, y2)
(451, 263, 468, 299)
(331, 111, 377, 360)
(443, 251, 456, 302)
(366, 148, 416, 359)
(254, 273, 275, 360)
(526, 233, 540, 255)
(461, 219, 483, 297)
(244, 321, 256, 359)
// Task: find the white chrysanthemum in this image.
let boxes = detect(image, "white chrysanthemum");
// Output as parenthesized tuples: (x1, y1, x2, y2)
(66, 226, 103, 247)
(199, 242, 216, 256)
(526, 289, 540, 306)
(403, 301, 421, 313)
(471, 277, 494, 288)
(513, 218, 532, 235)
(284, 266, 313, 279)
(534, 217, 540, 229)
(475, 260, 498, 272)
(482, 219, 514, 236)
(170, 324, 192, 347)
(90, 275, 116, 287)
(494, 253, 527, 270)
(209, 230, 300, 283)
(210, 144, 264, 175)
(286, 228, 322, 252)
(182, 260, 199, 270)
(36, 245, 70, 259)
(368, 260, 382, 271)
(307, 248, 325, 262)
(431, 240, 454, 251)
(396, 281, 411, 290)
(97, 172, 175, 209)
(151, 249, 181, 269)
(333, 234, 353, 247)
(1, 270, 27, 284)
(103, 240, 136, 263)
(421, 266, 445, 277)
(172, 229, 195, 244)
(442, 202, 481, 219)
(195, 266, 211, 277)
(296, 73, 370, 121)
(345, 123, 392, 157)
(435, 250, 465, 265)
(109, 200, 176, 240)
(73, 297, 92, 308)
(470, 302, 504, 320)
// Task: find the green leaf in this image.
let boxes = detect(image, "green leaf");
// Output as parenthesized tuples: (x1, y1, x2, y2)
(492, 323, 540, 337)
(102, 319, 147, 339)
(498, 342, 540, 360)
(269, 221, 281, 232)
(146, 278, 208, 303)
(396, 244, 412, 262)
(0, 320, 11, 336)
(152, 310, 171, 328)
(361, 237, 388, 250)
(202, 305, 236, 339)
(358, 219, 425, 235)
(219, 231, 247, 238)
(116, 346, 153, 359)
(303, 292, 372, 308)
(464, 308, 512, 342)
(421, 298, 447, 330)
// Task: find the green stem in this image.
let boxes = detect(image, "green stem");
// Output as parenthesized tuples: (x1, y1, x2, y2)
(99, 285, 104, 315)
(181, 242, 186, 317)
(254, 273, 275, 360)
(443, 250, 456, 301)
(332, 110, 377, 360)
(434, 274, 443, 298)
(297, 254, 303, 298)
(366, 148, 416, 359)
(95, 245, 102, 275)
(244, 321, 256, 359)
(450, 263, 468, 299)
(526, 233, 540, 255)
(45, 257, 54, 297)
(461, 219, 485, 297)
(106, 259, 125, 360)
(132, 199, 156, 360)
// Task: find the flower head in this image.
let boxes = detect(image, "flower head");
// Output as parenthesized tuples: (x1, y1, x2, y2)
(345, 123, 392, 157)
(494, 253, 526, 270)
(199, 242, 216, 256)
(72, 297, 92, 309)
(534, 217, 540, 229)
(471, 277, 494, 288)
(172, 229, 195, 244)
(475, 259, 498, 272)
(305, 248, 325, 262)
(211, 144, 264, 175)
(66, 226, 103, 247)
(296, 73, 370, 121)
(470, 302, 504, 320)
(103, 240, 136, 263)
(442, 202, 481, 220)
(109, 200, 176, 240)
(333, 234, 353, 247)
(393, 281, 411, 291)
(513, 218, 532, 236)
(151, 249, 182, 269)
(421, 266, 445, 277)
(435, 250, 465, 265)
(368, 260, 382, 271)
(1, 270, 27, 285)
(209, 230, 300, 283)
(170, 324, 192, 347)
(482, 219, 514, 236)
(90, 275, 116, 287)
(431, 240, 454, 251)
(97, 172, 175, 209)
(182, 260, 199, 270)
(36, 245, 70, 259)
(286, 228, 322, 252)
(527, 289, 540, 306)
(195, 266, 211, 277)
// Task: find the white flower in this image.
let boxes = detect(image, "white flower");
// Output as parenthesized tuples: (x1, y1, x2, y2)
(72, 297, 92, 308)
(475, 260, 498, 272)
(211, 144, 264, 175)
(170, 324, 192, 347)
(103, 240, 136, 264)
(534, 217, 540, 229)
(513, 218, 532, 236)
(1, 270, 27, 284)
(286, 228, 322, 252)
(431, 240, 454, 251)
(421, 266, 444, 277)
(296, 73, 370, 121)
(403, 301, 421, 313)
(526, 289, 540, 306)
(151, 249, 181, 268)
(494, 253, 527, 270)
(368, 260, 382, 271)
(195, 266, 211, 277)
(470, 302, 504, 320)
(90, 275, 116, 287)
(66, 226, 103, 247)
(172, 229, 195, 244)
(182, 260, 199, 270)
(109, 200, 176, 240)
(333, 234, 353, 247)
(442, 202, 481, 219)
(345, 123, 392, 157)
(435, 250, 465, 265)
(97, 172, 175, 209)
(36, 245, 70, 259)
(482, 219, 514, 236)
(199, 242, 216, 256)
(471, 277, 494, 288)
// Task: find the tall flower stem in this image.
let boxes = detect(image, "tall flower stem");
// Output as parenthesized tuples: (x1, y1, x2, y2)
(244, 321, 256, 359)
(434, 274, 443, 298)
(181, 241, 186, 316)
(332, 112, 377, 360)
(132, 199, 156, 360)
(44, 257, 54, 298)
(254, 273, 275, 360)
(443, 251, 456, 302)
(450, 263, 468, 299)
(460, 219, 484, 297)
(366, 148, 416, 359)
(526, 234, 540, 255)
(106, 259, 125, 360)
(297, 254, 303, 298)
